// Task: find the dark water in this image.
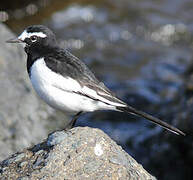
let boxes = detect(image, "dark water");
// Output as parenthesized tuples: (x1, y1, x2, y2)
(2, 0, 193, 179)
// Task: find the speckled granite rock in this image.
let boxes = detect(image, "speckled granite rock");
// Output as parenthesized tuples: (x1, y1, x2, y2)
(0, 127, 156, 180)
(0, 23, 57, 161)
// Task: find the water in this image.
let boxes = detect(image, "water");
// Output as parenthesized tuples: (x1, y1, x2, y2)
(3, 0, 193, 179)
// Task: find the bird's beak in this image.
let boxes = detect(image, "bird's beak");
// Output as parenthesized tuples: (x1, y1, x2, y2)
(6, 37, 23, 43)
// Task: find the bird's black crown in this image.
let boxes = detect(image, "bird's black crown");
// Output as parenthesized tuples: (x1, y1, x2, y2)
(22, 25, 58, 54)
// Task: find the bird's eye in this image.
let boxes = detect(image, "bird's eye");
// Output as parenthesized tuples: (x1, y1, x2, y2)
(30, 35, 38, 42)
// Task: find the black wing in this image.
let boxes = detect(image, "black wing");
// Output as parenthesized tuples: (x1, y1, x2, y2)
(45, 49, 126, 106)
(45, 49, 98, 82)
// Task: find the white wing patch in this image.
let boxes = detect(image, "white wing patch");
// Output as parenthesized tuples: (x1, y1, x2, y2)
(81, 86, 126, 107)
(18, 30, 47, 41)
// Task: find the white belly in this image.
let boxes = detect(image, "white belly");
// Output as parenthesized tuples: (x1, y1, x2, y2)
(30, 58, 115, 114)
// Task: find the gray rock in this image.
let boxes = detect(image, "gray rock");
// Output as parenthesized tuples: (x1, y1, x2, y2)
(0, 22, 57, 161)
(47, 131, 68, 146)
(0, 127, 156, 180)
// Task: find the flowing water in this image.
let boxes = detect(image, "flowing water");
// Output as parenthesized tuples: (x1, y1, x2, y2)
(2, 0, 193, 179)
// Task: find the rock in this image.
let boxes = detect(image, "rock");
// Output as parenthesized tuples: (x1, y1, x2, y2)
(0, 127, 156, 180)
(0, 22, 57, 161)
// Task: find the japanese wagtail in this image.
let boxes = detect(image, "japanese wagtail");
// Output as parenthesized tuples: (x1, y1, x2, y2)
(6, 25, 185, 136)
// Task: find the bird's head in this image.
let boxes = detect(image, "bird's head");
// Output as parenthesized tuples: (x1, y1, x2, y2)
(6, 25, 57, 54)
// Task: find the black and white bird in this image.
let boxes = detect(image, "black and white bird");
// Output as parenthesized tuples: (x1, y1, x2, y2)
(7, 25, 185, 136)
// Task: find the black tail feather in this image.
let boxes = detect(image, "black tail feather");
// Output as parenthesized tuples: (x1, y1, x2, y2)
(117, 106, 185, 136)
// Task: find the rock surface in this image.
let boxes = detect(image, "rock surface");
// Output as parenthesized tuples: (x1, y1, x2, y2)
(0, 23, 56, 161)
(0, 127, 156, 180)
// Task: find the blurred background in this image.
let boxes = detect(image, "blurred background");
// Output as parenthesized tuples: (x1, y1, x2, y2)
(1, 0, 193, 179)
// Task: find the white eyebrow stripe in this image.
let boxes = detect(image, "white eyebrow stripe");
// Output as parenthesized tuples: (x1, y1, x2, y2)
(18, 30, 47, 40)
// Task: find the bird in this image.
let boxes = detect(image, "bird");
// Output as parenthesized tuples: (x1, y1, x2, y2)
(6, 25, 185, 136)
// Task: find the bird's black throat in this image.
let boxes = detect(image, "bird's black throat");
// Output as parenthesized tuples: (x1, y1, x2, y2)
(26, 44, 59, 76)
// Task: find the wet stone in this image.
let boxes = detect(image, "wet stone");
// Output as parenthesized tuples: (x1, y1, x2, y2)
(0, 127, 156, 180)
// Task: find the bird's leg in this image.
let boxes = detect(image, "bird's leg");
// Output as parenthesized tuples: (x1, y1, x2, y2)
(63, 111, 82, 130)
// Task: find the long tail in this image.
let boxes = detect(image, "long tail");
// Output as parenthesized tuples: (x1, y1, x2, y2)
(117, 105, 185, 136)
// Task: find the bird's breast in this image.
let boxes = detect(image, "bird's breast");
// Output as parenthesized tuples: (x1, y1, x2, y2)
(29, 57, 91, 114)
(30, 58, 56, 107)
